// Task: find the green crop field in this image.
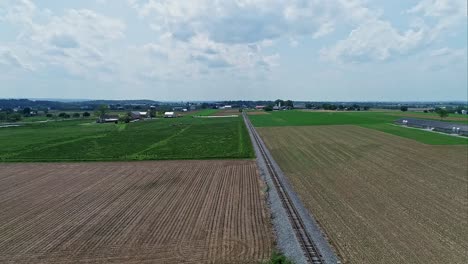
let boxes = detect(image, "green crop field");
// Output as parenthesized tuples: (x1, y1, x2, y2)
(194, 109, 220, 116)
(249, 111, 468, 145)
(0, 116, 254, 162)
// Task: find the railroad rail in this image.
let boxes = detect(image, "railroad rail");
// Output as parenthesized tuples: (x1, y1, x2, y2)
(243, 112, 325, 264)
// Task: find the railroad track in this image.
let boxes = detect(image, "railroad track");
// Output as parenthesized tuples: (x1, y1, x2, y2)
(243, 112, 325, 264)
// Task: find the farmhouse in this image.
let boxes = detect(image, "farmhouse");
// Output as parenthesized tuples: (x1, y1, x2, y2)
(164, 112, 176, 118)
(293, 103, 306, 109)
(396, 118, 468, 136)
(97, 114, 119, 123)
(130, 111, 148, 120)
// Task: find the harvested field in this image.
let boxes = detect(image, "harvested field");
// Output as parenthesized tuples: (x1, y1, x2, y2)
(258, 125, 468, 264)
(0, 160, 273, 263)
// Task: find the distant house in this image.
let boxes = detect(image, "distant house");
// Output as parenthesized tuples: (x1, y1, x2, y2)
(130, 111, 148, 120)
(293, 103, 306, 109)
(224, 105, 232, 109)
(173, 107, 184, 112)
(462, 110, 467, 115)
(164, 112, 176, 118)
(97, 114, 119, 123)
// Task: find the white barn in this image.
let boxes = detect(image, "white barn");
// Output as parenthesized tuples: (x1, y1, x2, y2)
(164, 112, 176, 118)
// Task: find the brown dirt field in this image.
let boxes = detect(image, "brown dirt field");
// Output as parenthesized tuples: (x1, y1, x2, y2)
(0, 160, 273, 263)
(258, 125, 468, 264)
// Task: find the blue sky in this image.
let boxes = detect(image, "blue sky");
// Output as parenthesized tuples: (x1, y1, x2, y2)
(0, 0, 466, 101)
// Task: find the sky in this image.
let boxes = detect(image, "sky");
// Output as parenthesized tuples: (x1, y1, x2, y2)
(0, 0, 466, 101)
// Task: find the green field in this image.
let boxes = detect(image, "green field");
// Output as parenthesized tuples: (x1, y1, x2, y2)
(250, 111, 468, 145)
(194, 109, 220, 116)
(0, 116, 254, 162)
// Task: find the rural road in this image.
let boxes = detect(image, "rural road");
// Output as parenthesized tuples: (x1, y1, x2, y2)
(243, 112, 339, 264)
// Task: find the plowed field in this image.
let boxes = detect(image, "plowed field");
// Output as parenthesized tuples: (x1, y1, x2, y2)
(258, 125, 467, 264)
(0, 160, 273, 263)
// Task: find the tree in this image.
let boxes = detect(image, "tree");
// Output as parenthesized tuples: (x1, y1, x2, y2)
(72, 113, 81, 118)
(400, 106, 408, 112)
(436, 108, 449, 120)
(323, 104, 337, 110)
(305, 103, 313, 109)
(0, 112, 7, 121)
(149, 109, 157, 118)
(58, 112, 71, 118)
(46, 113, 53, 118)
(7, 113, 22, 122)
(264, 105, 273, 111)
(119, 113, 131, 123)
(284, 100, 294, 108)
(98, 105, 109, 118)
(83, 112, 91, 117)
(363, 106, 370, 111)
(23, 107, 31, 116)
(274, 99, 285, 107)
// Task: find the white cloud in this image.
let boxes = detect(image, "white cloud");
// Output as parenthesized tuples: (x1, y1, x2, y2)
(407, 0, 466, 17)
(0, 48, 33, 71)
(0, 0, 465, 95)
(125, 0, 387, 72)
(0, 0, 36, 25)
(1, 1, 126, 80)
(321, 0, 466, 63)
(407, 0, 467, 41)
(127, 0, 342, 44)
(321, 20, 425, 62)
(131, 0, 459, 66)
(119, 33, 278, 83)
(424, 47, 467, 71)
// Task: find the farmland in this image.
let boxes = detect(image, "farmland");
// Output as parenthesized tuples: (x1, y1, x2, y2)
(250, 111, 468, 145)
(194, 109, 220, 116)
(0, 116, 254, 162)
(258, 125, 468, 264)
(0, 160, 273, 263)
(195, 109, 240, 117)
